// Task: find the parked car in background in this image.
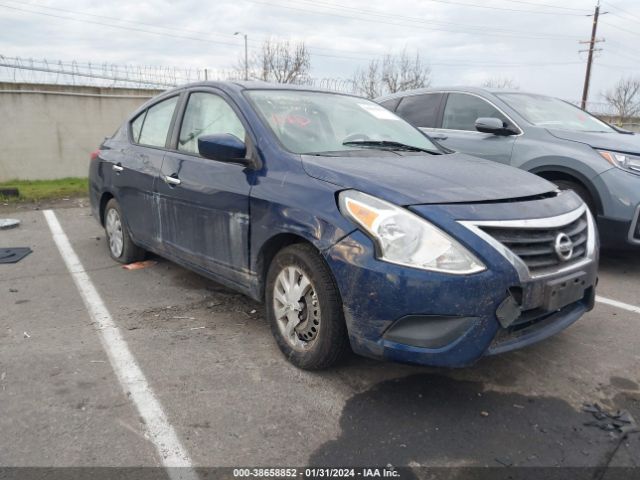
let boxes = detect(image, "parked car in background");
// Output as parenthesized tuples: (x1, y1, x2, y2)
(90, 82, 598, 370)
(376, 87, 640, 249)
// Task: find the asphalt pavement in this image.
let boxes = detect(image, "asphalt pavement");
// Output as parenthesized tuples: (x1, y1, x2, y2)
(0, 206, 638, 475)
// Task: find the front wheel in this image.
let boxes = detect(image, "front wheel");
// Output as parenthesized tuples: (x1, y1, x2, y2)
(265, 244, 350, 370)
(103, 198, 146, 264)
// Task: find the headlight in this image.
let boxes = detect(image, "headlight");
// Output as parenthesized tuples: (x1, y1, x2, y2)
(338, 190, 485, 274)
(597, 149, 640, 174)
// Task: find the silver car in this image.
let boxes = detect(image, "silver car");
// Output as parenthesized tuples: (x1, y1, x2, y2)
(377, 87, 640, 249)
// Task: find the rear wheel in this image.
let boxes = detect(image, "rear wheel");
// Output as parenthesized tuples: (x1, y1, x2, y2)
(104, 198, 145, 264)
(553, 179, 596, 214)
(266, 243, 349, 370)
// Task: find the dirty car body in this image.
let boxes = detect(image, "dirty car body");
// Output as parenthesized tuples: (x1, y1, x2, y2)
(89, 82, 598, 368)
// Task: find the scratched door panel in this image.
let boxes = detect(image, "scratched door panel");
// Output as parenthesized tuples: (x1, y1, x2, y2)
(157, 153, 251, 286)
(112, 144, 163, 248)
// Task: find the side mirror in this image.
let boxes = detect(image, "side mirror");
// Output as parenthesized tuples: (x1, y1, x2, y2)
(475, 117, 517, 136)
(198, 134, 250, 165)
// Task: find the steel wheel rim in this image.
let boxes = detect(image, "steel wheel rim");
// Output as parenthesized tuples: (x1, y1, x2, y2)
(273, 265, 320, 351)
(105, 208, 124, 258)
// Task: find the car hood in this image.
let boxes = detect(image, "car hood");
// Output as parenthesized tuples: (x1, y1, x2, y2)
(546, 128, 640, 153)
(301, 152, 556, 206)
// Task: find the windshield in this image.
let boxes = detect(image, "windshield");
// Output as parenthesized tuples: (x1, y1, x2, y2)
(245, 90, 439, 154)
(497, 93, 614, 133)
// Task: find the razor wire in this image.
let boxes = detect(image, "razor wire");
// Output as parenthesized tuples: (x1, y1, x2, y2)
(0, 55, 357, 94)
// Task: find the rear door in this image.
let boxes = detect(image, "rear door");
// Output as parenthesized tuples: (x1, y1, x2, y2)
(394, 93, 445, 131)
(433, 92, 518, 164)
(111, 95, 179, 248)
(157, 89, 252, 287)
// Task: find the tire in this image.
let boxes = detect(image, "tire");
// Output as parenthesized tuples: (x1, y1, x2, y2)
(265, 243, 350, 370)
(103, 198, 146, 264)
(553, 179, 596, 214)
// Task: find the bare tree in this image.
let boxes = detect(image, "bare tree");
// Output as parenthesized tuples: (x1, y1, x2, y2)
(235, 38, 311, 84)
(352, 60, 382, 99)
(352, 49, 431, 99)
(481, 77, 519, 90)
(603, 77, 640, 123)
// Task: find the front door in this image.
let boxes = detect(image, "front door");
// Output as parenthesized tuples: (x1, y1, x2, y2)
(157, 90, 252, 287)
(429, 92, 517, 165)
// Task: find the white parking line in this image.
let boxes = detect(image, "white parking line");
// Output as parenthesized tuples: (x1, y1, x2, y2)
(43, 210, 197, 480)
(596, 295, 640, 315)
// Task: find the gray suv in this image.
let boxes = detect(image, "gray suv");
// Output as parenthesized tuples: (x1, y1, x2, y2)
(376, 87, 640, 249)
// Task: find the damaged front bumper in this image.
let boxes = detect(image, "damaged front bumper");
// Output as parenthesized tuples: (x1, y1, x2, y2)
(323, 192, 598, 367)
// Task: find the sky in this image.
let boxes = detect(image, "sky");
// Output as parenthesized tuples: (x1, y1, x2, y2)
(1, 0, 639, 105)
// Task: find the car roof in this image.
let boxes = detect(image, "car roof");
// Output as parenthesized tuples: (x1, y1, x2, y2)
(375, 87, 536, 103)
(165, 80, 349, 96)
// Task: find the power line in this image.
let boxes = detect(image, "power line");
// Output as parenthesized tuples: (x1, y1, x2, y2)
(496, 0, 590, 12)
(0, 2, 375, 62)
(0, 3, 250, 49)
(0, 0, 602, 71)
(601, 0, 640, 22)
(3, 0, 250, 44)
(0, 1, 400, 61)
(282, 0, 584, 35)
(600, 20, 640, 38)
(245, 0, 583, 39)
(416, 0, 589, 15)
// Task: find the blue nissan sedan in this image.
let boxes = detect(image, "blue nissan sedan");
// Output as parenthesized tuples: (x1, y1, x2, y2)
(89, 82, 598, 370)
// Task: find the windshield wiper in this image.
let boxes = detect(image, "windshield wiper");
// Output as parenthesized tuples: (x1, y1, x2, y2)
(342, 140, 440, 155)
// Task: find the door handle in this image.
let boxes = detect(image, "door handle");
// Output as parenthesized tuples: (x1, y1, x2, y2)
(112, 164, 124, 172)
(163, 175, 181, 186)
(431, 135, 448, 141)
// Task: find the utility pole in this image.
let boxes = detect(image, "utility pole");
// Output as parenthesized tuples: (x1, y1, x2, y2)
(580, 1, 606, 110)
(235, 31, 249, 81)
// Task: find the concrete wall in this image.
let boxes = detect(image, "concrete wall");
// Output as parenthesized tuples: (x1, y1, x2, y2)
(0, 83, 164, 181)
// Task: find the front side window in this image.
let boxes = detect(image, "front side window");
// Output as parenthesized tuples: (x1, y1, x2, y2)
(245, 90, 439, 155)
(130, 111, 146, 143)
(178, 92, 246, 154)
(497, 93, 614, 133)
(396, 93, 443, 128)
(442, 93, 507, 131)
(137, 96, 179, 147)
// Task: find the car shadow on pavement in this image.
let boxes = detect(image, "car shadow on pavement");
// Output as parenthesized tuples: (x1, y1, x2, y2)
(599, 249, 640, 273)
(308, 373, 640, 470)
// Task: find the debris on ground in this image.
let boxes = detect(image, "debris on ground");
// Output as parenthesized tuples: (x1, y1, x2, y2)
(23, 332, 30, 338)
(122, 260, 157, 270)
(495, 456, 513, 467)
(0, 218, 20, 230)
(0, 188, 19, 198)
(480, 411, 489, 417)
(583, 402, 639, 437)
(0, 247, 32, 264)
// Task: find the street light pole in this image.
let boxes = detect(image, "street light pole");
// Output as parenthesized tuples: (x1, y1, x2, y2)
(234, 32, 249, 81)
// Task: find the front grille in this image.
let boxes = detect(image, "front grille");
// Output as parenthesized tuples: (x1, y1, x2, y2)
(480, 213, 588, 274)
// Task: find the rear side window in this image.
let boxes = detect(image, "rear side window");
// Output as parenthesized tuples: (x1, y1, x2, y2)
(378, 98, 401, 111)
(396, 94, 442, 128)
(442, 93, 507, 131)
(178, 92, 246, 154)
(137, 96, 179, 147)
